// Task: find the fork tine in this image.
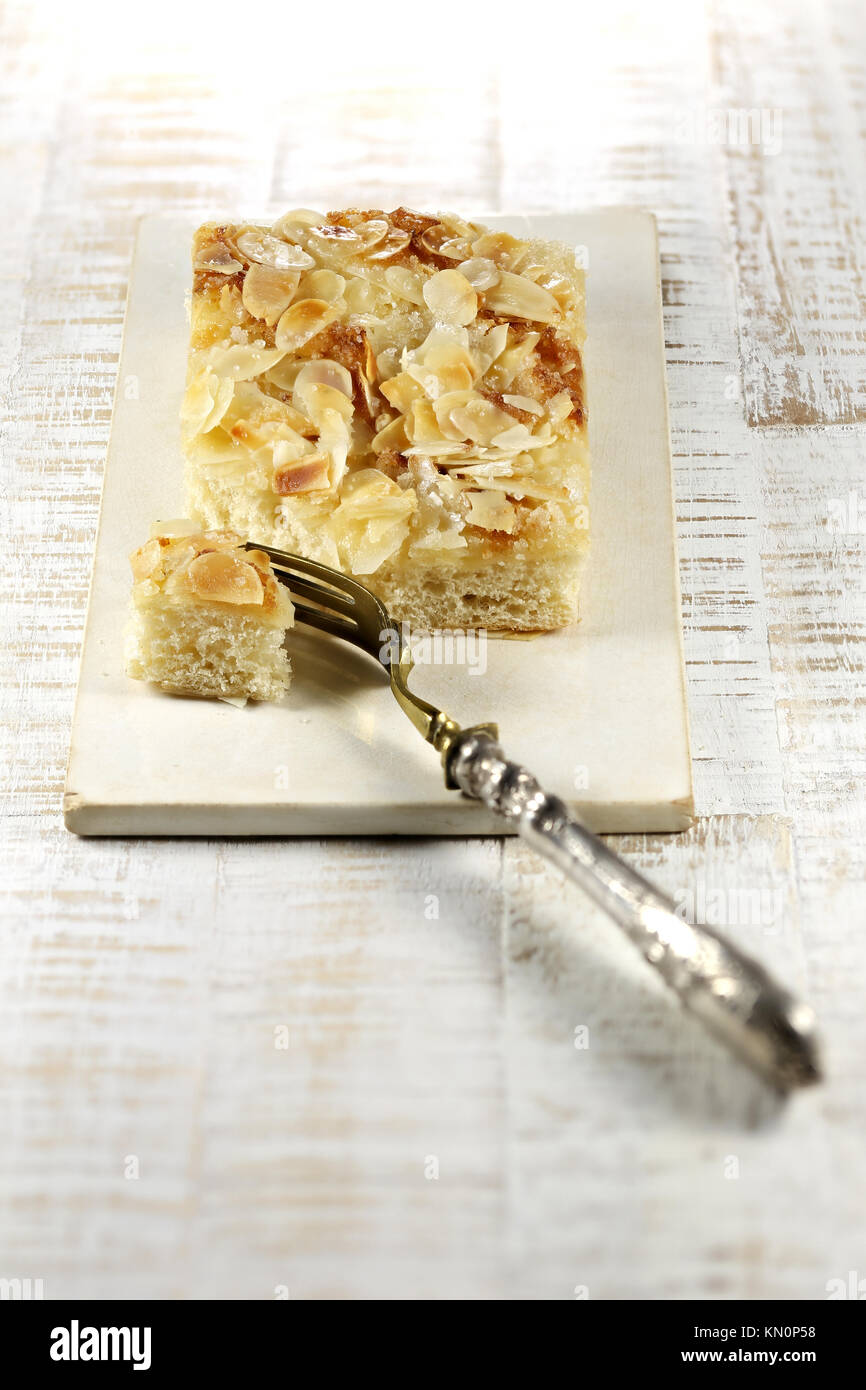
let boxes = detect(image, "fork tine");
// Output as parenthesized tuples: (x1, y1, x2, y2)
(248, 542, 388, 611)
(247, 542, 391, 661)
(279, 575, 357, 618)
(250, 544, 356, 591)
(246, 542, 359, 614)
(289, 600, 363, 644)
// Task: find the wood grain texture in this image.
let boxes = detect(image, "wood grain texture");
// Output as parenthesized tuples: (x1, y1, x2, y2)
(714, 0, 866, 426)
(1, 0, 865, 1300)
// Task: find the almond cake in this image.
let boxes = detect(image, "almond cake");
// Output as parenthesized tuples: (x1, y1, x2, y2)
(126, 523, 294, 700)
(183, 207, 589, 630)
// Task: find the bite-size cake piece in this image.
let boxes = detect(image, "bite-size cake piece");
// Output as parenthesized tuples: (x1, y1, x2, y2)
(126, 523, 293, 701)
(184, 207, 589, 630)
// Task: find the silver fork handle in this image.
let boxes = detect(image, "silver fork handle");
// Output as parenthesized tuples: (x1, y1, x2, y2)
(448, 731, 821, 1091)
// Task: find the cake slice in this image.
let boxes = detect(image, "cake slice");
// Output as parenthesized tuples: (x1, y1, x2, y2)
(183, 207, 589, 630)
(125, 522, 293, 700)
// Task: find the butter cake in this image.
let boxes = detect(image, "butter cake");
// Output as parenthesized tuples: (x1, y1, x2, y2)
(126, 522, 293, 700)
(183, 208, 589, 630)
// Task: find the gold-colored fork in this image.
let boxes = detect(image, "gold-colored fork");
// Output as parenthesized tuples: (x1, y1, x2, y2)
(250, 542, 822, 1094)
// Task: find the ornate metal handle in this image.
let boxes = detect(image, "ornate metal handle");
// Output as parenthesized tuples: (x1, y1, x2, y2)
(447, 730, 821, 1092)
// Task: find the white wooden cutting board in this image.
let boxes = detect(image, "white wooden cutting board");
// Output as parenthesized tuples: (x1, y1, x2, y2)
(64, 209, 692, 835)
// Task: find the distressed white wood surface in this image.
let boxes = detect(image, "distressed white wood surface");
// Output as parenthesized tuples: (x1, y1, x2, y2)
(1, 0, 865, 1300)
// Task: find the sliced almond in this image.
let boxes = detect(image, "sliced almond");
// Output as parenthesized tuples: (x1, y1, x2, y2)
(408, 399, 444, 444)
(503, 392, 544, 416)
(406, 361, 446, 399)
(486, 330, 541, 389)
(465, 489, 517, 533)
(148, 519, 199, 540)
(130, 537, 165, 582)
(235, 230, 314, 271)
(195, 241, 243, 274)
(547, 390, 574, 426)
(521, 264, 573, 305)
(433, 389, 477, 441)
(273, 453, 332, 495)
(208, 343, 286, 381)
(371, 414, 410, 453)
(275, 298, 341, 353)
(437, 360, 475, 395)
(308, 222, 363, 247)
(472, 322, 511, 377)
(423, 269, 478, 326)
(470, 230, 522, 266)
(365, 229, 412, 262)
(298, 268, 346, 305)
(438, 212, 483, 242)
(270, 209, 325, 242)
(491, 423, 535, 450)
(294, 378, 354, 425)
(181, 368, 235, 437)
(380, 371, 425, 414)
(457, 257, 500, 291)
(184, 550, 264, 606)
(424, 338, 476, 392)
(403, 441, 473, 460)
(449, 395, 517, 445)
(293, 359, 354, 401)
(330, 469, 417, 574)
(241, 264, 301, 325)
(272, 434, 310, 468)
(343, 277, 381, 313)
(317, 411, 352, 487)
(504, 245, 532, 275)
(337, 468, 416, 518)
(384, 265, 425, 305)
(418, 224, 472, 261)
(482, 271, 560, 323)
(362, 333, 378, 382)
(416, 323, 471, 359)
(264, 358, 305, 392)
(353, 218, 390, 251)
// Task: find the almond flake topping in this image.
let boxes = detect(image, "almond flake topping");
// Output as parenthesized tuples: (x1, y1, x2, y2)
(465, 490, 517, 533)
(457, 257, 500, 291)
(275, 298, 341, 352)
(292, 359, 354, 401)
(482, 271, 560, 323)
(241, 264, 300, 325)
(273, 453, 332, 495)
(188, 206, 587, 570)
(384, 265, 425, 304)
(270, 209, 325, 242)
(208, 344, 287, 381)
(195, 241, 243, 274)
(235, 230, 314, 271)
(184, 550, 264, 606)
(419, 224, 472, 261)
(298, 268, 346, 305)
(423, 269, 478, 326)
(365, 229, 412, 261)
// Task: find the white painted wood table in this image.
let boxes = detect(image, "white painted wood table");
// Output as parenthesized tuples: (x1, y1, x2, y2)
(1, 0, 864, 1300)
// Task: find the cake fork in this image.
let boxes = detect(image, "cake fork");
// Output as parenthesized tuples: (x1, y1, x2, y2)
(249, 542, 822, 1094)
